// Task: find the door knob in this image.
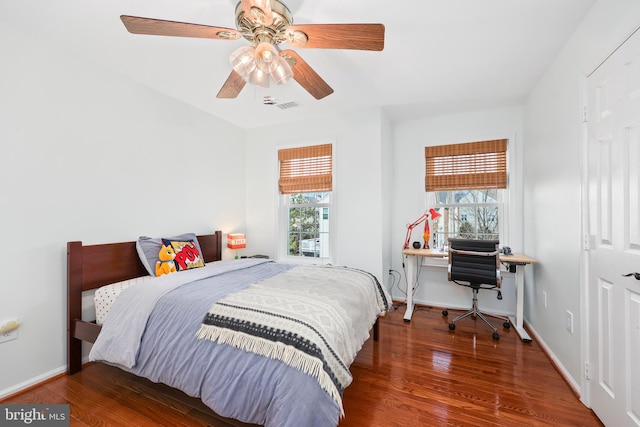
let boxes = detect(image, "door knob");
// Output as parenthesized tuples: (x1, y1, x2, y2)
(622, 272, 640, 280)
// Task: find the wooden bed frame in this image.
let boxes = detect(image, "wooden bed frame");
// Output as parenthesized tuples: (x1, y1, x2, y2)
(66, 231, 223, 375)
(67, 229, 379, 377)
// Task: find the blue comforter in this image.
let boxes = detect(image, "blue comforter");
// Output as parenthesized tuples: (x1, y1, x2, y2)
(89, 259, 386, 427)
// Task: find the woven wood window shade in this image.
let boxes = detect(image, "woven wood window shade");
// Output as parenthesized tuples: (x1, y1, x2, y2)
(425, 139, 507, 192)
(278, 144, 332, 194)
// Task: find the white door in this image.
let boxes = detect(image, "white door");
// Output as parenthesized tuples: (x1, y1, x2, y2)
(587, 28, 640, 427)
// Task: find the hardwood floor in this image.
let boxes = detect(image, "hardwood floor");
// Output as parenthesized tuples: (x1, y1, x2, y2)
(341, 306, 602, 426)
(2, 305, 603, 426)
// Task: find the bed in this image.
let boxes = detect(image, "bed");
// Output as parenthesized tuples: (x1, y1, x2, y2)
(67, 230, 390, 427)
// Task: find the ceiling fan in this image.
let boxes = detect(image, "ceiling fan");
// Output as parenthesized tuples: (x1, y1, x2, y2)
(120, 0, 385, 100)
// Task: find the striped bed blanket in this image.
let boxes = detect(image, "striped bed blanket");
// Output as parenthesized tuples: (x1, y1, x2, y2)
(196, 264, 390, 415)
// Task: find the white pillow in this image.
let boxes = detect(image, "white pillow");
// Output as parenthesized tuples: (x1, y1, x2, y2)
(95, 275, 154, 325)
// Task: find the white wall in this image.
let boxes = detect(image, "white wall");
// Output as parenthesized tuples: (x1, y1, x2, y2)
(380, 113, 394, 294)
(0, 23, 246, 397)
(523, 0, 640, 391)
(390, 107, 524, 315)
(4, 0, 638, 406)
(245, 108, 390, 288)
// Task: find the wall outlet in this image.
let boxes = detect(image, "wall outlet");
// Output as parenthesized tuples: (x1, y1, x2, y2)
(584, 362, 591, 380)
(542, 291, 548, 308)
(566, 310, 574, 334)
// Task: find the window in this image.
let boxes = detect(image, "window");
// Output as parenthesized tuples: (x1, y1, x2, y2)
(425, 139, 507, 247)
(286, 192, 330, 258)
(433, 189, 502, 247)
(278, 144, 332, 260)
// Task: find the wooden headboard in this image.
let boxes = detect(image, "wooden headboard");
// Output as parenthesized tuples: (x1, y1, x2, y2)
(66, 231, 222, 374)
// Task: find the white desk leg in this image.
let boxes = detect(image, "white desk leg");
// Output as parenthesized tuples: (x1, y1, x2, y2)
(404, 255, 416, 321)
(508, 264, 532, 342)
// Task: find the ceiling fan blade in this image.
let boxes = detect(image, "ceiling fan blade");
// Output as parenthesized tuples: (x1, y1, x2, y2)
(217, 70, 247, 99)
(286, 24, 384, 51)
(241, 0, 274, 26)
(280, 50, 333, 100)
(120, 15, 241, 40)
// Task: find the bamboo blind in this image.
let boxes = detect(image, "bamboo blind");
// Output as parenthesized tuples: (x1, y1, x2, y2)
(278, 144, 332, 194)
(425, 139, 507, 191)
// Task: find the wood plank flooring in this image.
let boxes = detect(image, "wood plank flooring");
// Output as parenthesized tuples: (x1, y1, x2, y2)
(2, 305, 603, 426)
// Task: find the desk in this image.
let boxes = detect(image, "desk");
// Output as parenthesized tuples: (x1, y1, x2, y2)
(402, 248, 537, 342)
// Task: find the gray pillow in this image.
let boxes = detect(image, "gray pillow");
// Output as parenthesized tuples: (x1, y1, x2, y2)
(136, 233, 204, 276)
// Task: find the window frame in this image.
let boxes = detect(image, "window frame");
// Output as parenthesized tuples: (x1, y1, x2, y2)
(425, 139, 510, 248)
(276, 141, 334, 264)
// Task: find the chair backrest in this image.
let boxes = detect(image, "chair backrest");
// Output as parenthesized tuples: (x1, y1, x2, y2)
(448, 238, 501, 287)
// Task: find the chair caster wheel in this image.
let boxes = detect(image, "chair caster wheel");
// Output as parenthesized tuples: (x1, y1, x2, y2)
(503, 321, 511, 329)
(493, 332, 500, 340)
(442, 310, 448, 317)
(449, 323, 456, 330)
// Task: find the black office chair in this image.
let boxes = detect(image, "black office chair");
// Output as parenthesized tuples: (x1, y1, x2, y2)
(441, 238, 510, 340)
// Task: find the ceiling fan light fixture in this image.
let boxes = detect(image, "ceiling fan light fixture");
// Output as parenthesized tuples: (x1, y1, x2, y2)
(255, 42, 278, 72)
(256, 60, 279, 73)
(230, 41, 291, 87)
(249, 67, 270, 88)
(271, 56, 293, 85)
(230, 46, 257, 78)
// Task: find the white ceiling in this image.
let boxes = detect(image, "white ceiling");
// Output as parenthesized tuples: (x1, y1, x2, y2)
(1, 0, 596, 130)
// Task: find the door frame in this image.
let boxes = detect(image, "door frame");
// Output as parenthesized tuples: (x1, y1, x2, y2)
(580, 73, 591, 407)
(580, 23, 640, 410)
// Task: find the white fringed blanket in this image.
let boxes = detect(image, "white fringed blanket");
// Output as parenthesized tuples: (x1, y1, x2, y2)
(196, 264, 390, 415)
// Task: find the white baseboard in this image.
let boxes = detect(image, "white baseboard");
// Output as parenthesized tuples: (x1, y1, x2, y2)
(1, 353, 92, 400)
(525, 321, 581, 395)
(0, 366, 66, 399)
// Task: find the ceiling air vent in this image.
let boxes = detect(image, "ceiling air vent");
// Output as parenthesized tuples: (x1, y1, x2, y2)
(276, 101, 300, 110)
(263, 96, 299, 109)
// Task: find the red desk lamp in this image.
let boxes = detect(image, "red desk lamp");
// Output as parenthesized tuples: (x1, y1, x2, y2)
(404, 208, 442, 249)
